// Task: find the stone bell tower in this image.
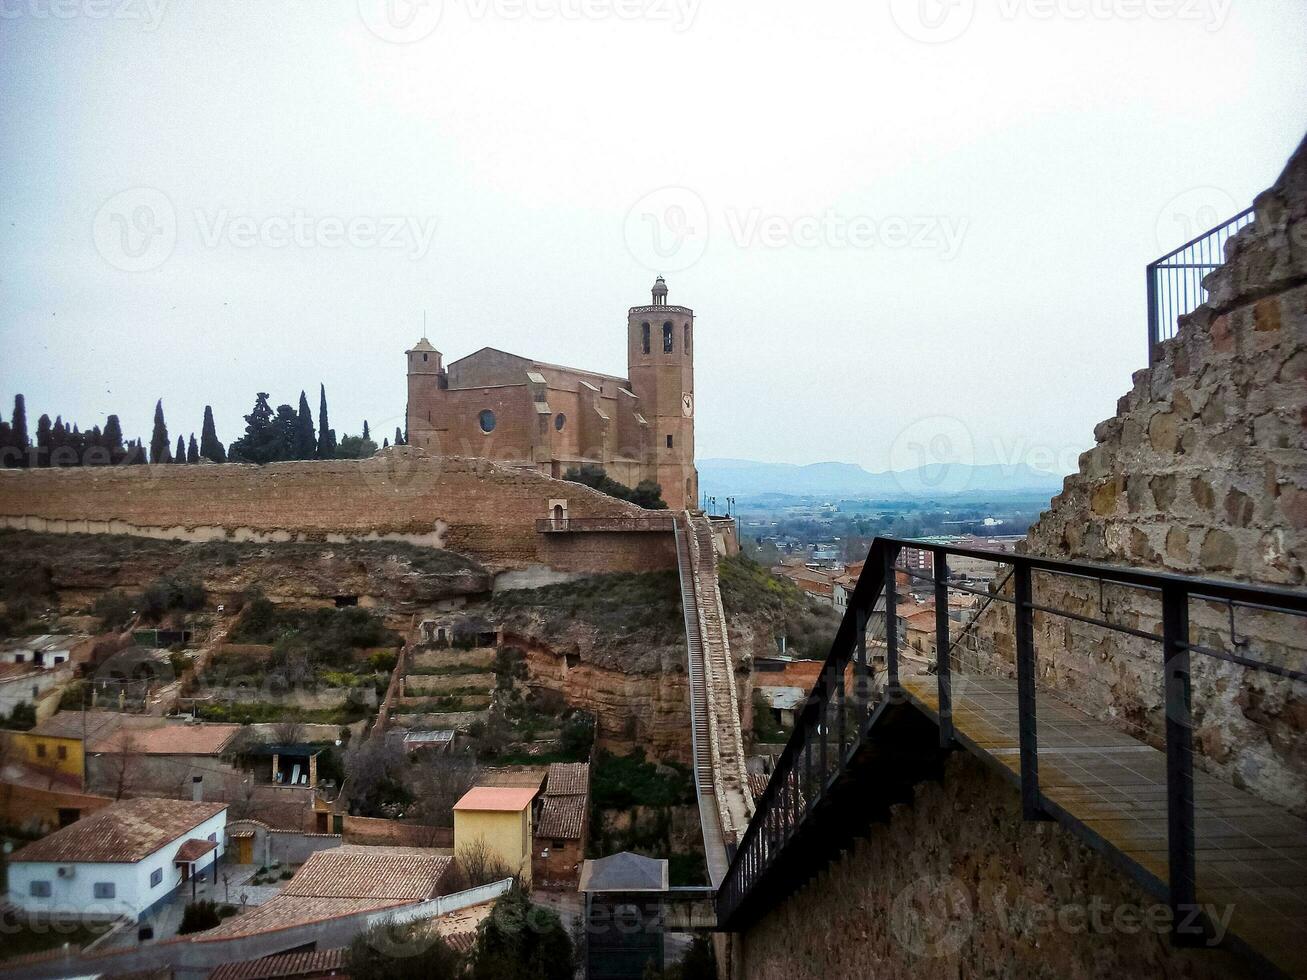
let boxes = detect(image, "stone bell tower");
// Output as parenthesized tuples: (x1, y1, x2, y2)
(628, 277, 697, 510)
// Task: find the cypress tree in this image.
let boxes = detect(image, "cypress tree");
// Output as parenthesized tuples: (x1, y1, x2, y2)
(382, 437, 389, 449)
(36, 414, 52, 467)
(150, 400, 170, 463)
(87, 425, 107, 466)
(103, 415, 125, 464)
(11, 394, 29, 467)
(394, 426, 403, 447)
(199, 406, 226, 463)
(174, 434, 186, 463)
(316, 384, 336, 458)
(187, 434, 199, 464)
(295, 391, 316, 460)
(362, 419, 370, 441)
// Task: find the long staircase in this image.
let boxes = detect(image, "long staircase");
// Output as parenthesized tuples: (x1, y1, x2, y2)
(674, 512, 755, 887)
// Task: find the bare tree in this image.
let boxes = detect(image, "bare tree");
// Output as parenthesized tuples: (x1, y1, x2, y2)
(452, 836, 515, 891)
(408, 755, 478, 828)
(105, 731, 142, 800)
(271, 720, 305, 745)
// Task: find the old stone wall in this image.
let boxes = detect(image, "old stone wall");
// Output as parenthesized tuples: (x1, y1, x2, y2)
(958, 135, 1307, 814)
(0, 449, 676, 574)
(735, 752, 1254, 980)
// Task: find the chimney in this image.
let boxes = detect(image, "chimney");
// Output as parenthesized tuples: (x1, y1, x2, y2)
(192, 775, 203, 802)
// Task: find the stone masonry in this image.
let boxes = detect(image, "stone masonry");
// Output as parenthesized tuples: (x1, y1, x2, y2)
(957, 134, 1307, 815)
(0, 448, 676, 575)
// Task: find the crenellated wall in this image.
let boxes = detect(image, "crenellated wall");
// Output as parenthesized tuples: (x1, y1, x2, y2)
(0, 448, 676, 574)
(958, 133, 1307, 815)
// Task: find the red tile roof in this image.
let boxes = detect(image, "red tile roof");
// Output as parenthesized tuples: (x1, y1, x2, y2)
(197, 896, 406, 940)
(90, 723, 240, 756)
(11, 798, 226, 864)
(454, 786, 537, 812)
(207, 946, 347, 980)
(545, 762, 589, 797)
(283, 849, 451, 901)
(536, 795, 586, 840)
(174, 838, 218, 863)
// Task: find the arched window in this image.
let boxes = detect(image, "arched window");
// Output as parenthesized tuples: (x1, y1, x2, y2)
(554, 413, 566, 431)
(478, 409, 496, 433)
(422, 353, 428, 362)
(641, 322, 650, 354)
(684, 323, 690, 355)
(663, 322, 673, 353)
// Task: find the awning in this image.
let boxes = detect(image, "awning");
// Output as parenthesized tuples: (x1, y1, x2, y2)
(174, 838, 218, 863)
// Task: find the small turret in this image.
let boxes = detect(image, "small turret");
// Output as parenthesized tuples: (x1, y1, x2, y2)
(651, 276, 668, 307)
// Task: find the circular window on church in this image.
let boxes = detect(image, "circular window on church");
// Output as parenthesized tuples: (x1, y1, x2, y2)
(478, 409, 496, 433)
(554, 413, 566, 431)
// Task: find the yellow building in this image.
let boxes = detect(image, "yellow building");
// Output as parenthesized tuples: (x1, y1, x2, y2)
(453, 786, 538, 885)
(8, 711, 131, 782)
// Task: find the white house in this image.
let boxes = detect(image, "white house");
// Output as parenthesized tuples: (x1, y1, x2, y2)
(7, 798, 228, 920)
(1, 634, 89, 669)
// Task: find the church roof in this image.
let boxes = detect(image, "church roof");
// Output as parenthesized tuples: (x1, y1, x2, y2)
(409, 338, 439, 353)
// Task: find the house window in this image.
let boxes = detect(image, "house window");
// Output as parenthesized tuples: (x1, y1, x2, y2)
(552, 839, 566, 849)
(478, 409, 496, 433)
(30, 881, 51, 897)
(93, 882, 115, 899)
(36, 744, 46, 758)
(666, 434, 674, 449)
(641, 322, 650, 354)
(663, 322, 673, 352)
(57, 745, 67, 760)
(150, 868, 163, 888)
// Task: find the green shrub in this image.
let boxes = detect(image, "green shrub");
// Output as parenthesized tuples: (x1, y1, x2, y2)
(591, 749, 693, 809)
(178, 900, 221, 935)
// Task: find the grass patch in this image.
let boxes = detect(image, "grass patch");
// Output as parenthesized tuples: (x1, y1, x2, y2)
(194, 700, 368, 725)
(493, 572, 685, 649)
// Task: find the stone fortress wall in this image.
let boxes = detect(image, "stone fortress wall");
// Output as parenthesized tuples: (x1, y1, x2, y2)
(0, 447, 676, 575)
(959, 134, 1307, 814)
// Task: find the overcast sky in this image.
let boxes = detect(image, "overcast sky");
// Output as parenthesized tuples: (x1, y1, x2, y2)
(1, 1, 1304, 476)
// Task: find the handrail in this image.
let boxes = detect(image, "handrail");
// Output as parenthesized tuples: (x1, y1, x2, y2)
(1147, 206, 1255, 363)
(535, 516, 675, 533)
(717, 535, 1307, 933)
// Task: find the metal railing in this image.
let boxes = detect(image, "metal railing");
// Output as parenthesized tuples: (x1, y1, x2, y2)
(716, 536, 1307, 941)
(1147, 206, 1255, 363)
(535, 515, 676, 533)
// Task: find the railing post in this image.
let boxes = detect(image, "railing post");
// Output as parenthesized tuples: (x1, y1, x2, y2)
(854, 606, 869, 728)
(1146, 261, 1159, 364)
(835, 656, 846, 764)
(1013, 562, 1042, 820)
(934, 550, 953, 747)
(1163, 583, 1200, 945)
(884, 543, 900, 693)
(818, 689, 829, 794)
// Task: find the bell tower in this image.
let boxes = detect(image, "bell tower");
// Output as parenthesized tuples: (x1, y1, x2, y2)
(628, 277, 697, 510)
(405, 337, 445, 451)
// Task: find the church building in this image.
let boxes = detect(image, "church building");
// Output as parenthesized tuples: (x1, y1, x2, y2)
(405, 278, 698, 510)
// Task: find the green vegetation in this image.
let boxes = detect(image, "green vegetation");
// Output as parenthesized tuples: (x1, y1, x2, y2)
(347, 924, 464, 980)
(0, 702, 36, 731)
(0, 912, 105, 961)
(592, 748, 694, 809)
(195, 699, 368, 725)
(400, 695, 492, 713)
(406, 662, 489, 677)
(563, 463, 667, 509)
(718, 554, 840, 659)
(470, 887, 575, 980)
(493, 572, 684, 650)
(230, 598, 398, 651)
(178, 900, 226, 935)
(752, 690, 790, 743)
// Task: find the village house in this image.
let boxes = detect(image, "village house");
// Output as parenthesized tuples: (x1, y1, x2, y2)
(453, 786, 538, 886)
(6, 797, 227, 920)
(532, 761, 590, 890)
(0, 634, 92, 669)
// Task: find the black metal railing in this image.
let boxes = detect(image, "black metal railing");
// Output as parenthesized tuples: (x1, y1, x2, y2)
(535, 515, 676, 533)
(716, 536, 1307, 940)
(1147, 206, 1255, 363)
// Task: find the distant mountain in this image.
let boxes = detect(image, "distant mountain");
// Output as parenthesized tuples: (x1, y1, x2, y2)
(697, 458, 1065, 500)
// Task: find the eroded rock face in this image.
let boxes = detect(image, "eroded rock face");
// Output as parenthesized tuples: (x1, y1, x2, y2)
(0, 530, 491, 628)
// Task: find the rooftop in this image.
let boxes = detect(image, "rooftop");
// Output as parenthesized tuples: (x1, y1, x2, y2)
(579, 851, 668, 893)
(11, 798, 226, 864)
(283, 849, 452, 901)
(536, 795, 586, 840)
(454, 786, 538, 813)
(544, 762, 590, 797)
(207, 947, 347, 980)
(90, 723, 241, 756)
